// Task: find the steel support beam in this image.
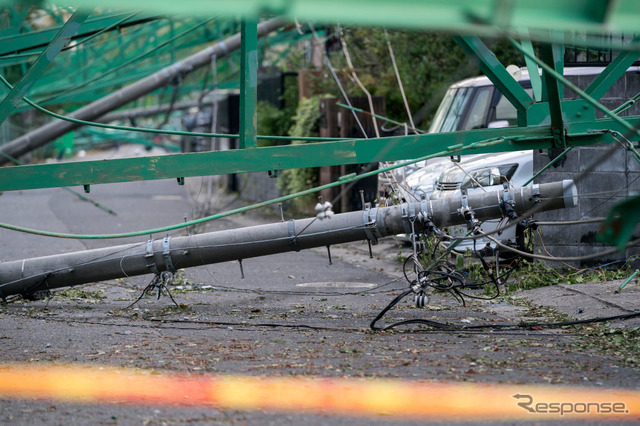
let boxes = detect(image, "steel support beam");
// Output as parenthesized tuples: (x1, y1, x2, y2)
(239, 19, 258, 149)
(585, 34, 640, 101)
(0, 181, 575, 298)
(539, 42, 565, 145)
(0, 115, 629, 192)
(6, 0, 633, 36)
(0, 17, 286, 166)
(454, 35, 533, 126)
(0, 10, 89, 125)
(520, 36, 541, 101)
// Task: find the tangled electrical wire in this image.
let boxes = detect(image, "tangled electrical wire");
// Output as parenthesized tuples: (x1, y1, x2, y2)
(369, 207, 536, 331)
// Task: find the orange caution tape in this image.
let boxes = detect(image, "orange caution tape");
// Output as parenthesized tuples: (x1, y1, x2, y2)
(0, 363, 638, 421)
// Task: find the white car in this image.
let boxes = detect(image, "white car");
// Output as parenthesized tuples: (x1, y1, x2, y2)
(428, 150, 533, 253)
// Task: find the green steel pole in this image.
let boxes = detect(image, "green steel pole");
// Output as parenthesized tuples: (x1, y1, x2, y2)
(239, 18, 258, 149)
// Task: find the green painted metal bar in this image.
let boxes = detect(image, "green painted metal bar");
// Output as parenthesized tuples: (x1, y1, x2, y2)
(0, 116, 629, 192)
(0, 148, 116, 216)
(614, 269, 638, 294)
(454, 35, 533, 126)
(239, 18, 258, 149)
(522, 146, 573, 187)
(0, 10, 89, 125)
(584, 35, 640, 101)
(538, 41, 564, 146)
(511, 38, 640, 140)
(0, 12, 157, 56)
(4, 0, 638, 36)
(520, 36, 541, 101)
(612, 92, 640, 116)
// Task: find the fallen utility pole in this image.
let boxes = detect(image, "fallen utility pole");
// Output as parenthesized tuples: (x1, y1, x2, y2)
(0, 17, 286, 165)
(0, 180, 577, 299)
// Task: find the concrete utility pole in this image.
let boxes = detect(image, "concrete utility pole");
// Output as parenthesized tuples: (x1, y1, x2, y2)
(0, 17, 286, 165)
(0, 180, 577, 299)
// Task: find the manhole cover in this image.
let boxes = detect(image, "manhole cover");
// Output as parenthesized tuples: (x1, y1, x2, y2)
(295, 282, 377, 288)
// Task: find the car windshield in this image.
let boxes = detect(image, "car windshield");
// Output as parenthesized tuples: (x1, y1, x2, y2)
(429, 87, 469, 133)
(429, 86, 493, 133)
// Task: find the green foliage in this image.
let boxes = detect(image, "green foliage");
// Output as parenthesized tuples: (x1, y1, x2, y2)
(513, 261, 632, 290)
(577, 326, 640, 367)
(257, 77, 299, 146)
(276, 95, 322, 212)
(256, 101, 288, 147)
(325, 28, 524, 127)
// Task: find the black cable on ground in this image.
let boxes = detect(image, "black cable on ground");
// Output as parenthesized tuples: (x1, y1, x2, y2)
(369, 286, 640, 331)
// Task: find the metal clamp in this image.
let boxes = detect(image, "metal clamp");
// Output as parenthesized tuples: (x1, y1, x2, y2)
(460, 192, 469, 209)
(362, 205, 381, 245)
(145, 237, 176, 274)
(145, 239, 159, 275)
(420, 198, 429, 219)
(502, 183, 511, 204)
(162, 235, 176, 273)
(401, 203, 412, 235)
(501, 184, 518, 220)
(288, 219, 300, 251)
(532, 184, 540, 198)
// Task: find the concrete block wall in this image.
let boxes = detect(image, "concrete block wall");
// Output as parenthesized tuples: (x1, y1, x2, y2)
(533, 68, 640, 266)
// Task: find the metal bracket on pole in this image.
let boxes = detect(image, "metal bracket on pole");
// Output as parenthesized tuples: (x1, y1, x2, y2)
(401, 204, 411, 235)
(420, 197, 429, 220)
(145, 239, 159, 275)
(460, 193, 469, 210)
(501, 184, 518, 220)
(288, 219, 300, 251)
(531, 184, 541, 199)
(362, 204, 381, 245)
(162, 235, 176, 273)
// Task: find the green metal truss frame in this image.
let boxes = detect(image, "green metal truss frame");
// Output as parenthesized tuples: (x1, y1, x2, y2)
(2, 3, 640, 200)
(0, 9, 89, 125)
(0, 13, 243, 112)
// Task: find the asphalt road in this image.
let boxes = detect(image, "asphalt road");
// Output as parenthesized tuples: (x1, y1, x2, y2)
(1, 149, 639, 425)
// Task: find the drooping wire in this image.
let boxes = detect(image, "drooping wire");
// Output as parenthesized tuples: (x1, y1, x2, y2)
(308, 22, 368, 138)
(337, 26, 380, 138)
(383, 29, 417, 132)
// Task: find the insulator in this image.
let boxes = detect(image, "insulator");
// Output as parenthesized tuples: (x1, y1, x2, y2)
(414, 291, 428, 308)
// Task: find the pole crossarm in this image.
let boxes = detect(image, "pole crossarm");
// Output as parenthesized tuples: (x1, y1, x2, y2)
(0, 117, 631, 192)
(454, 35, 533, 126)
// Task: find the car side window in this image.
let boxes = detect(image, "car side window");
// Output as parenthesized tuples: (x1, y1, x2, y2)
(494, 88, 534, 125)
(461, 87, 492, 130)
